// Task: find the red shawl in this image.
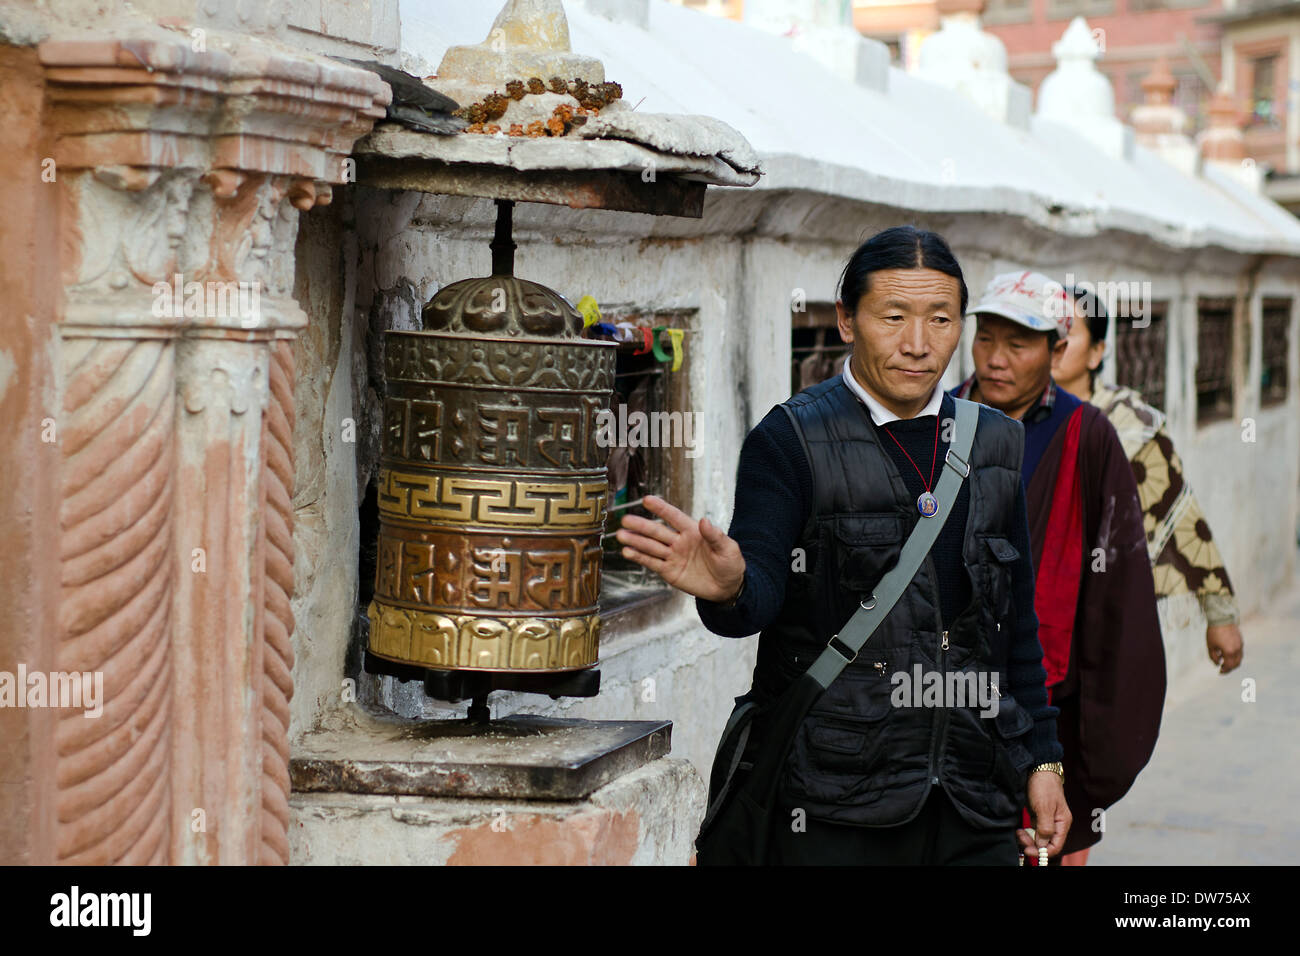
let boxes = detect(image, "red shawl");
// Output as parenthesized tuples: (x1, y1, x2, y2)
(1034, 407, 1084, 691)
(1025, 403, 1166, 855)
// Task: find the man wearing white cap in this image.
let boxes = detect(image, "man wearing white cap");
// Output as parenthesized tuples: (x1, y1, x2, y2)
(952, 270, 1167, 865)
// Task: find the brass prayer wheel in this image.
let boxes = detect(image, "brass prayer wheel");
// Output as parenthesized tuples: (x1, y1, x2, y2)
(367, 204, 617, 685)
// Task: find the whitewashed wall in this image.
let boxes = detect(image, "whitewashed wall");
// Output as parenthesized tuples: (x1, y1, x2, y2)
(285, 182, 1300, 785)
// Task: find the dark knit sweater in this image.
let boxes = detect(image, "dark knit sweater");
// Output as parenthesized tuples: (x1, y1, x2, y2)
(696, 392, 1063, 767)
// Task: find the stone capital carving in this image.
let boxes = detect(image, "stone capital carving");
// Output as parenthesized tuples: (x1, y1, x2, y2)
(60, 169, 309, 337)
(39, 30, 388, 202)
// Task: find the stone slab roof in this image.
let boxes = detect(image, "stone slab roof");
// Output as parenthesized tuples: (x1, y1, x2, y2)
(399, 0, 1300, 255)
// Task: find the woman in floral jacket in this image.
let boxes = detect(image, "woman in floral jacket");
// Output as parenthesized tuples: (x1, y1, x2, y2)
(1053, 287, 1245, 672)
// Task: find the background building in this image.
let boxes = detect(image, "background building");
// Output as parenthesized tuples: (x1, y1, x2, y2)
(1213, 1, 1300, 210)
(673, 0, 1300, 210)
(3, 0, 1298, 865)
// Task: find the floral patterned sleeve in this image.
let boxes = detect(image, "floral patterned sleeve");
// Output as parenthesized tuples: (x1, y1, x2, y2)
(1090, 384, 1241, 627)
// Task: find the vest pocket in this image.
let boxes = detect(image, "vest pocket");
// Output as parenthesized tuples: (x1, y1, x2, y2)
(831, 513, 906, 596)
(808, 717, 871, 760)
(978, 533, 1020, 624)
(982, 535, 1021, 564)
(803, 712, 889, 772)
(801, 656, 900, 772)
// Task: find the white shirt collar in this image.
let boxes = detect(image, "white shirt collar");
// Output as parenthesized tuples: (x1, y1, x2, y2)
(841, 354, 943, 425)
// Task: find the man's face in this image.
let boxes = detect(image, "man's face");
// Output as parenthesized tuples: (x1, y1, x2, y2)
(835, 267, 963, 416)
(971, 313, 1062, 415)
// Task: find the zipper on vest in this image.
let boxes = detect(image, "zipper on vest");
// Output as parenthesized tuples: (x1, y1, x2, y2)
(925, 553, 949, 788)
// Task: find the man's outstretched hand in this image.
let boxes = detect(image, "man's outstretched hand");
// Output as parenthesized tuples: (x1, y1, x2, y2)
(614, 494, 746, 604)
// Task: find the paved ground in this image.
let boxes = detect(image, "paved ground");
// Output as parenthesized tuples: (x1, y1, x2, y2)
(1089, 569, 1300, 865)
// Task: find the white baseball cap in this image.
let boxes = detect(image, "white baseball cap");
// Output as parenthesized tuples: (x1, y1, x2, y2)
(968, 270, 1074, 339)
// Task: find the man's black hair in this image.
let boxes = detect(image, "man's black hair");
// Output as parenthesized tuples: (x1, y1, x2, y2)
(838, 225, 969, 317)
(1064, 284, 1109, 381)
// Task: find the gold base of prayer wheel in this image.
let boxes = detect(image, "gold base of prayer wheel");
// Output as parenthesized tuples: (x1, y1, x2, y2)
(367, 604, 602, 672)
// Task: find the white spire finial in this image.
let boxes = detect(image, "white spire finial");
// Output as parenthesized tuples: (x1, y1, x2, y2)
(916, 0, 1030, 128)
(1039, 17, 1114, 121)
(1036, 16, 1132, 158)
(1132, 56, 1197, 174)
(1051, 15, 1101, 64)
(1199, 84, 1262, 191)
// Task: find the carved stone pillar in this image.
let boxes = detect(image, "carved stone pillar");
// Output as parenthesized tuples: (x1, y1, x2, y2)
(167, 173, 306, 866)
(54, 170, 188, 865)
(5, 29, 388, 865)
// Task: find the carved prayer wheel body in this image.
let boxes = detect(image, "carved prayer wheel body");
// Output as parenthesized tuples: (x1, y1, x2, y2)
(367, 270, 617, 684)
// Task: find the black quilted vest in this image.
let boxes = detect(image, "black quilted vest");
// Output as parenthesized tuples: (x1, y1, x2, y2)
(753, 375, 1038, 830)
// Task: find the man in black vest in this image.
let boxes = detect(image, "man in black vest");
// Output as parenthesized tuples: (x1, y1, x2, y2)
(616, 226, 1069, 865)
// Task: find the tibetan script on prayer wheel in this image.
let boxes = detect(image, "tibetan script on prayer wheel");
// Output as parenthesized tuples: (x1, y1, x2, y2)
(368, 274, 617, 675)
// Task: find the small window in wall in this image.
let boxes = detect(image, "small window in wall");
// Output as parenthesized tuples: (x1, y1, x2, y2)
(792, 302, 851, 395)
(590, 308, 696, 615)
(1250, 55, 1279, 128)
(1115, 301, 1168, 409)
(1174, 71, 1206, 129)
(1261, 297, 1291, 407)
(1196, 297, 1235, 424)
(984, 0, 1032, 25)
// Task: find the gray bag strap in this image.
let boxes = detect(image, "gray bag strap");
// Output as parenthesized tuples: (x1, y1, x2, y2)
(804, 397, 980, 689)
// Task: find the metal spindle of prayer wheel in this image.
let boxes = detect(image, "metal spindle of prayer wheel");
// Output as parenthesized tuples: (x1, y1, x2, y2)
(367, 200, 617, 700)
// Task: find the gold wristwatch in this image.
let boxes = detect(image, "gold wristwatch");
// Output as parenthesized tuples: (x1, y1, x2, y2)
(1031, 761, 1064, 781)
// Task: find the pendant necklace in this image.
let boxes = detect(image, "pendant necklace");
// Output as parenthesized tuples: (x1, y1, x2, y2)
(882, 412, 942, 518)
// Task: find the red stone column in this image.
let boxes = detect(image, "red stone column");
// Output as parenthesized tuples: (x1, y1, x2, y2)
(0, 30, 387, 865)
(0, 44, 64, 866)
